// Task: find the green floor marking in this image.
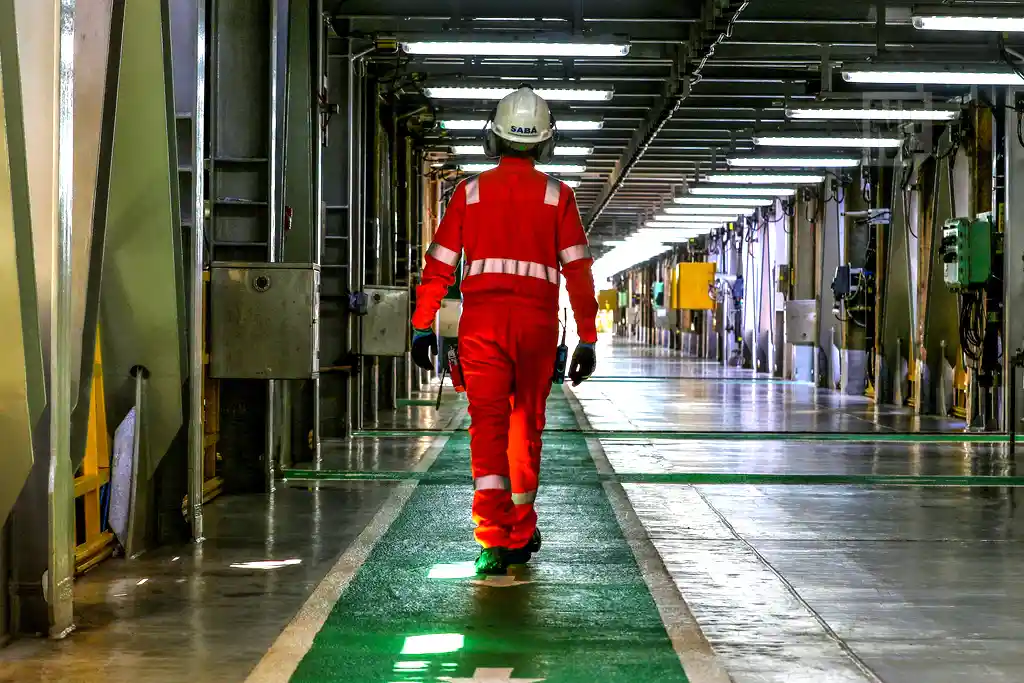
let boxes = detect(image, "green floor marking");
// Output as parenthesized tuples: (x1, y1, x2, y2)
(397, 398, 437, 407)
(290, 392, 687, 683)
(282, 469, 1024, 488)
(351, 429, 1008, 443)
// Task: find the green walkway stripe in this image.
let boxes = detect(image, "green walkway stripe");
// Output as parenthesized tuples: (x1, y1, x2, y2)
(282, 469, 1024, 488)
(352, 429, 1009, 443)
(588, 376, 804, 384)
(290, 392, 687, 683)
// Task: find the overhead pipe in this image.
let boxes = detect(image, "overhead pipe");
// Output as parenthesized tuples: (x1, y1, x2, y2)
(584, 0, 754, 230)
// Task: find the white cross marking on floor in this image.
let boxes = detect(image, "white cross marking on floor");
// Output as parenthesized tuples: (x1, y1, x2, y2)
(469, 574, 532, 588)
(442, 667, 545, 683)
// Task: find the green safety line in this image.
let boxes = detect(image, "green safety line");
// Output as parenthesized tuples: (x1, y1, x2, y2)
(397, 398, 437, 407)
(290, 393, 687, 683)
(281, 469, 1024, 488)
(588, 376, 804, 384)
(351, 428, 1009, 443)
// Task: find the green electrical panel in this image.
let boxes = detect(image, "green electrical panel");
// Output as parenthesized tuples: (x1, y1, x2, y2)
(942, 216, 992, 289)
(652, 282, 665, 307)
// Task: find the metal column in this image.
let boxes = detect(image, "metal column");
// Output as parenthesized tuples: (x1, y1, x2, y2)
(1004, 87, 1024, 434)
(186, 0, 206, 540)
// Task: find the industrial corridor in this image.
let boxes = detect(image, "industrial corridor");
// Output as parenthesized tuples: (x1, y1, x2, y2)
(7, 0, 1024, 682)
(3, 340, 1023, 682)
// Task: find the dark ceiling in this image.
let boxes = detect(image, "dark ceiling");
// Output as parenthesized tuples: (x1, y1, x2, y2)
(328, 0, 1024, 246)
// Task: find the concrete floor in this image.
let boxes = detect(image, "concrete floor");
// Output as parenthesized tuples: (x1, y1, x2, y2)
(2, 338, 1022, 682)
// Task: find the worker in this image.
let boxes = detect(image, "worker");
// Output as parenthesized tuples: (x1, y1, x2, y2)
(409, 86, 599, 575)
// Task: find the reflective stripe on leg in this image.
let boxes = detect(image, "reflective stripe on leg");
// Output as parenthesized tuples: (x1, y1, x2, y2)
(511, 490, 537, 505)
(475, 474, 512, 491)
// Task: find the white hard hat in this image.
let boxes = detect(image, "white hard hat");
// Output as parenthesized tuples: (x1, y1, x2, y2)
(491, 86, 553, 144)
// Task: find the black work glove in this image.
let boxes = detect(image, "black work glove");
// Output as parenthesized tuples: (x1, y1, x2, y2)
(568, 343, 596, 386)
(411, 328, 437, 371)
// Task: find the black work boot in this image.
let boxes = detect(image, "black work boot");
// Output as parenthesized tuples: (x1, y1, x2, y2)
(506, 529, 542, 565)
(475, 547, 509, 575)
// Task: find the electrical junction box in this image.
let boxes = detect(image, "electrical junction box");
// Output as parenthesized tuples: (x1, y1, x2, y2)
(210, 262, 319, 379)
(672, 262, 716, 310)
(436, 298, 461, 338)
(831, 264, 861, 299)
(362, 286, 410, 357)
(784, 299, 817, 345)
(654, 308, 670, 329)
(942, 216, 992, 289)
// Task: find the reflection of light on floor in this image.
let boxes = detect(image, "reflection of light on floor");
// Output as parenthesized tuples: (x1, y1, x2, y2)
(394, 661, 430, 672)
(229, 558, 302, 570)
(401, 633, 465, 655)
(428, 562, 477, 579)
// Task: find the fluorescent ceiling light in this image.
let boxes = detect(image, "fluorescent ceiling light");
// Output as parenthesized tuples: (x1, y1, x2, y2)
(689, 186, 797, 197)
(728, 157, 860, 168)
(653, 214, 737, 223)
(662, 206, 753, 216)
(402, 41, 629, 58)
(786, 106, 958, 122)
(230, 559, 303, 570)
(754, 135, 901, 149)
(842, 68, 1023, 86)
(645, 221, 723, 229)
(674, 197, 773, 207)
(913, 15, 1024, 32)
(440, 119, 603, 131)
(457, 162, 586, 174)
(705, 173, 824, 184)
(450, 144, 592, 156)
(424, 86, 613, 101)
(560, 179, 581, 188)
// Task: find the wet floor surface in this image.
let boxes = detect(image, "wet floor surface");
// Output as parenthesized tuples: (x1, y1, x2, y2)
(3, 340, 1022, 682)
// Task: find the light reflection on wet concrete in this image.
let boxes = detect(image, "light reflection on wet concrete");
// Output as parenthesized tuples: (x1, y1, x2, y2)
(584, 341, 1024, 682)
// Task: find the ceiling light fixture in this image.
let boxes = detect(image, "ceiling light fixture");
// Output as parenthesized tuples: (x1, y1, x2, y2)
(653, 214, 738, 223)
(662, 206, 754, 215)
(645, 221, 725, 229)
(754, 135, 901, 149)
(440, 119, 603, 131)
(786, 106, 959, 122)
(450, 144, 592, 156)
(688, 186, 797, 197)
(842, 67, 1023, 86)
(705, 173, 825, 184)
(912, 10, 1024, 32)
(402, 41, 629, 58)
(457, 162, 586, 174)
(424, 86, 614, 101)
(674, 197, 774, 207)
(727, 157, 860, 168)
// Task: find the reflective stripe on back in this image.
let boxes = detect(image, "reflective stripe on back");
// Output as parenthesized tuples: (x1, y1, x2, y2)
(465, 177, 480, 205)
(511, 490, 537, 505)
(464, 258, 559, 285)
(427, 242, 460, 266)
(544, 177, 561, 206)
(558, 244, 592, 265)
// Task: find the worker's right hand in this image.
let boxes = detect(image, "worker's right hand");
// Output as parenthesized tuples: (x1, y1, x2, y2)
(568, 343, 596, 386)
(411, 328, 437, 371)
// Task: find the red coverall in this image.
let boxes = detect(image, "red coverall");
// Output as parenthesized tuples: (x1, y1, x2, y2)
(412, 156, 598, 549)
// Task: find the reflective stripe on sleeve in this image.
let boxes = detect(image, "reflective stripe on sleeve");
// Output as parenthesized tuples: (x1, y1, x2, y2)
(544, 177, 561, 206)
(474, 474, 511, 491)
(511, 490, 537, 505)
(465, 177, 480, 205)
(427, 242, 460, 266)
(558, 244, 592, 265)
(464, 258, 559, 285)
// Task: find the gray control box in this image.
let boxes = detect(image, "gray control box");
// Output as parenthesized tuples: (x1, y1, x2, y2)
(210, 262, 319, 379)
(362, 286, 411, 357)
(784, 299, 817, 345)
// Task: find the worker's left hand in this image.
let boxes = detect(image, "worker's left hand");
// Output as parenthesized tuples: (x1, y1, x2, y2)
(411, 328, 437, 371)
(568, 343, 596, 386)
